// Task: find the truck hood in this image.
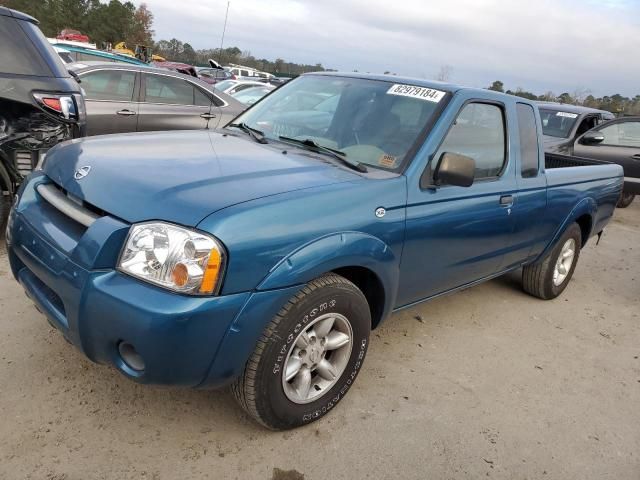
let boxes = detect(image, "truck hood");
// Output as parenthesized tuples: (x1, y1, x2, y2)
(43, 130, 360, 226)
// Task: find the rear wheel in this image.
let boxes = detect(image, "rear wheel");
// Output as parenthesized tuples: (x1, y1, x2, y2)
(231, 274, 371, 430)
(522, 223, 581, 300)
(617, 192, 635, 208)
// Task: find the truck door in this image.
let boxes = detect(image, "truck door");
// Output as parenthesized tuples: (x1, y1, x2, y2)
(397, 101, 517, 307)
(504, 103, 548, 266)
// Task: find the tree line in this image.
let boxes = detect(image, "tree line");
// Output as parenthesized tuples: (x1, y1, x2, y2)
(3, 0, 154, 47)
(487, 81, 640, 116)
(2, 0, 326, 75)
(153, 41, 327, 76)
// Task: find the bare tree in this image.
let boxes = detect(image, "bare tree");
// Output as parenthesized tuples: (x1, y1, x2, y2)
(539, 91, 556, 102)
(572, 87, 592, 106)
(435, 64, 453, 82)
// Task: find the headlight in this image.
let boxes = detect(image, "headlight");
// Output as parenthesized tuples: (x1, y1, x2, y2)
(118, 222, 226, 295)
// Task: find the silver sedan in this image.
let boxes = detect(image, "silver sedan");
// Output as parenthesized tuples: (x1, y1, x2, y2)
(69, 62, 245, 136)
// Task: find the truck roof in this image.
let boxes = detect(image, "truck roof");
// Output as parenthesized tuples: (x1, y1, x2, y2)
(309, 71, 540, 105)
(312, 71, 462, 93)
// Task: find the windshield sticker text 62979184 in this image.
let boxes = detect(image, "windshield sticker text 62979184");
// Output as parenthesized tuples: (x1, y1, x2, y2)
(386, 84, 446, 103)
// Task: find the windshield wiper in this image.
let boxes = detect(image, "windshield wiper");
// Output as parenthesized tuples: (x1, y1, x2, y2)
(227, 122, 268, 144)
(278, 136, 367, 173)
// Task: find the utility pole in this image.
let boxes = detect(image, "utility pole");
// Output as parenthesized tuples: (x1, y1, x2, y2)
(218, 1, 230, 63)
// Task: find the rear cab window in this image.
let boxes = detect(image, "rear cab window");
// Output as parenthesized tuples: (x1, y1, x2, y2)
(516, 103, 540, 178)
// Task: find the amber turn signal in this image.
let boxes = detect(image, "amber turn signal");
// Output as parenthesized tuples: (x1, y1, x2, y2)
(199, 248, 222, 293)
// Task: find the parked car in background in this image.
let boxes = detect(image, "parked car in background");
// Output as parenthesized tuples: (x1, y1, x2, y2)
(53, 45, 74, 64)
(69, 63, 244, 136)
(56, 28, 90, 44)
(225, 63, 273, 80)
(50, 42, 148, 66)
(214, 79, 268, 95)
(231, 85, 275, 106)
(196, 67, 235, 85)
(6, 72, 622, 430)
(0, 7, 85, 229)
(538, 103, 614, 153)
(559, 116, 640, 208)
(152, 61, 198, 78)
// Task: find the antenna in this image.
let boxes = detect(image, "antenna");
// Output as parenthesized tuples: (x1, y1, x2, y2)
(218, 1, 230, 63)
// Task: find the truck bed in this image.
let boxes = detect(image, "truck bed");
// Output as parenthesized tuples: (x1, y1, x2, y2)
(544, 152, 611, 169)
(544, 152, 623, 240)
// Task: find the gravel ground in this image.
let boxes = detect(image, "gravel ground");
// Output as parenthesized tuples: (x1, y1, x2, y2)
(0, 202, 638, 480)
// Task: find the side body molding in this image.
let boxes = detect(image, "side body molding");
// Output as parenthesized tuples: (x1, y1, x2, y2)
(257, 231, 400, 321)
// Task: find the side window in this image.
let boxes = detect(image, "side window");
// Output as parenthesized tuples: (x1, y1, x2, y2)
(599, 121, 640, 147)
(144, 74, 195, 105)
(516, 103, 539, 178)
(194, 87, 212, 107)
(436, 102, 506, 180)
(81, 70, 136, 101)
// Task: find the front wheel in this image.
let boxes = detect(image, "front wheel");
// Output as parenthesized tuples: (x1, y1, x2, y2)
(522, 223, 582, 300)
(617, 192, 635, 208)
(231, 274, 371, 430)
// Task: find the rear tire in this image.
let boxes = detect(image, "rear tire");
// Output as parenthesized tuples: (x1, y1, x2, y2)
(616, 192, 635, 208)
(231, 274, 371, 430)
(522, 223, 582, 300)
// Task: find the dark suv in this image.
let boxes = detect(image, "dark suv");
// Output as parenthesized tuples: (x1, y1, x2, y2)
(0, 7, 86, 229)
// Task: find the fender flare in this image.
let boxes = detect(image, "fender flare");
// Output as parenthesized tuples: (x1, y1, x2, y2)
(257, 231, 400, 321)
(535, 197, 596, 262)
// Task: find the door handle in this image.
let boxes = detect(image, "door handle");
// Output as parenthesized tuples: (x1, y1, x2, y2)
(500, 195, 514, 206)
(116, 109, 136, 116)
(200, 113, 217, 119)
(632, 154, 640, 160)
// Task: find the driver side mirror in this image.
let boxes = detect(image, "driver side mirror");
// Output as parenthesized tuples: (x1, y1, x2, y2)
(434, 152, 475, 187)
(582, 131, 604, 145)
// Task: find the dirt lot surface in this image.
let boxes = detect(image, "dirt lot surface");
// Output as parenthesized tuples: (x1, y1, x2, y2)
(0, 203, 638, 480)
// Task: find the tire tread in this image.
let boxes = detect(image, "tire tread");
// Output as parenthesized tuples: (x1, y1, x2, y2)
(231, 273, 360, 428)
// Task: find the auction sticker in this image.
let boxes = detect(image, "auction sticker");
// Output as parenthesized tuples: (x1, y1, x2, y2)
(387, 84, 446, 103)
(556, 112, 578, 118)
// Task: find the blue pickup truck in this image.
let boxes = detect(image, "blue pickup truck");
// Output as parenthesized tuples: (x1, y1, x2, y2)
(5, 73, 623, 429)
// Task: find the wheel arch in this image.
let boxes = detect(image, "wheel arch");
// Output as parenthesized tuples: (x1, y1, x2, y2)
(535, 197, 596, 263)
(257, 232, 400, 328)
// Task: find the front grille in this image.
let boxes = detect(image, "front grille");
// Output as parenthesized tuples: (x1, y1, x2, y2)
(15, 150, 35, 176)
(36, 183, 105, 228)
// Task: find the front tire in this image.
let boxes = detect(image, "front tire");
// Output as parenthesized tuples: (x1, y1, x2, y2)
(522, 223, 582, 300)
(231, 274, 371, 430)
(617, 192, 635, 208)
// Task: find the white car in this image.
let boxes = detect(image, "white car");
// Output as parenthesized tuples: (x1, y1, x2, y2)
(214, 79, 268, 95)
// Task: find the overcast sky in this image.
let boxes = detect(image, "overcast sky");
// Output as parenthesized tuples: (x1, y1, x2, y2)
(136, 0, 640, 97)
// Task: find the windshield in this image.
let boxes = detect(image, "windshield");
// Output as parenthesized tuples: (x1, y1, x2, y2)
(215, 79, 236, 92)
(231, 75, 448, 171)
(539, 108, 579, 138)
(233, 87, 273, 105)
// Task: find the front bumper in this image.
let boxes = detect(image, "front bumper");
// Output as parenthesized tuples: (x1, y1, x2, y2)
(7, 177, 302, 388)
